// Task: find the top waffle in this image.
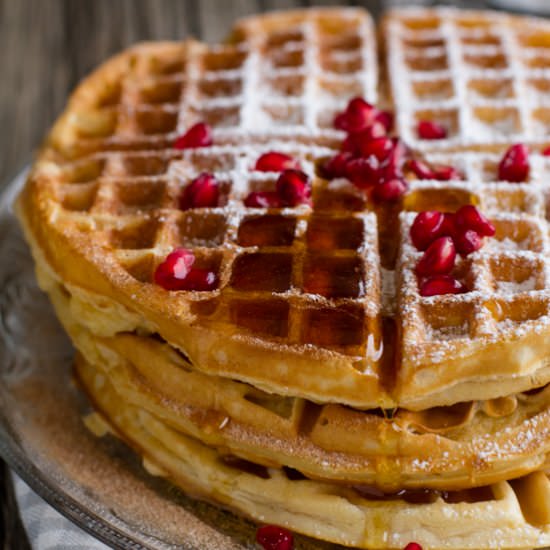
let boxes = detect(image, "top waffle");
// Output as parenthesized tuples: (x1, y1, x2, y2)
(17, 7, 550, 411)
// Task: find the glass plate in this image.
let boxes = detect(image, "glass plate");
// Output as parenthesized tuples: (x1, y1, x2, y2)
(0, 168, 337, 550)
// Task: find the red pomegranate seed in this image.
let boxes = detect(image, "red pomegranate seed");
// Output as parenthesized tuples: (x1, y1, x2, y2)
(454, 205, 495, 237)
(178, 268, 218, 291)
(341, 123, 387, 155)
(174, 122, 213, 149)
(346, 156, 383, 189)
(276, 169, 311, 206)
(154, 249, 195, 290)
(256, 525, 294, 550)
(417, 120, 447, 140)
(341, 134, 360, 155)
(333, 112, 349, 131)
(420, 276, 465, 297)
(438, 212, 457, 239)
(333, 97, 376, 133)
(498, 143, 530, 182)
(179, 172, 219, 210)
(254, 151, 300, 172)
(408, 160, 461, 181)
(375, 110, 394, 132)
(403, 543, 424, 550)
(542, 146, 550, 156)
(323, 152, 353, 179)
(416, 236, 456, 277)
(410, 211, 445, 251)
(357, 136, 394, 161)
(455, 229, 483, 256)
(408, 159, 435, 179)
(244, 191, 282, 208)
(384, 139, 409, 179)
(372, 177, 408, 202)
(356, 122, 388, 142)
(433, 165, 462, 181)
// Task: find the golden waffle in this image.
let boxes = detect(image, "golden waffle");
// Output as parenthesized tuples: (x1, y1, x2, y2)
(19, 146, 550, 409)
(49, 274, 550, 492)
(384, 7, 550, 151)
(75, 355, 550, 550)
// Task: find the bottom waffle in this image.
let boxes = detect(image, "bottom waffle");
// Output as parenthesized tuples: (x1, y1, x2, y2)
(75, 354, 550, 550)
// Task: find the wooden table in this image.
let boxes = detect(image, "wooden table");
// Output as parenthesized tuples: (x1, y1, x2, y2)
(0, 0, 524, 547)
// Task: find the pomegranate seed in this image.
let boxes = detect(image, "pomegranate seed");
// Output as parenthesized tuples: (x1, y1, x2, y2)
(416, 236, 456, 277)
(455, 229, 483, 256)
(384, 139, 409, 179)
(454, 205, 495, 237)
(433, 165, 462, 181)
(375, 110, 394, 132)
(341, 123, 387, 155)
(244, 191, 282, 208)
(356, 122, 388, 142)
(410, 211, 445, 251)
(408, 160, 461, 181)
(341, 134, 360, 155)
(334, 97, 376, 133)
(372, 177, 408, 202)
(542, 146, 550, 156)
(323, 152, 353, 179)
(155, 258, 217, 291)
(333, 112, 349, 131)
(178, 268, 218, 291)
(254, 151, 300, 172)
(256, 525, 294, 550)
(438, 212, 457, 239)
(179, 172, 219, 210)
(498, 143, 530, 182)
(404, 544, 423, 550)
(174, 122, 213, 149)
(420, 276, 465, 297)
(276, 170, 311, 206)
(417, 120, 447, 140)
(346, 156, 383, 189)
(408, 159, 435, 179)
(357, 136, 394, 161)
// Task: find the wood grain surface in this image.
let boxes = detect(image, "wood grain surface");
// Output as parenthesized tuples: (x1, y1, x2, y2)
(0, 0, 513, 548)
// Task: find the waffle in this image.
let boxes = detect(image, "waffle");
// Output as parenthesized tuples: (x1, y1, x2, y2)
(47, 273, 550, 491)
(19, 145, 550, 409)
(17, 8, 550, 409)
(75, 354, 550, 550)
(384, 7, 550, 151)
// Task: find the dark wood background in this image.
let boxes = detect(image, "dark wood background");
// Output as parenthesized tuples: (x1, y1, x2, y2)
(0, 0, 524, 547)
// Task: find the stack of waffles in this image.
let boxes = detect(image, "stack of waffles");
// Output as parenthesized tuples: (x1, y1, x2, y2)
(16, 6, 550, 549)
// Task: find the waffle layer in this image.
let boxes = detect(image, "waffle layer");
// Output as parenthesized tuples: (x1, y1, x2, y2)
(18, 144, 550, 410)
(75, 354, 550, 550)
(36, 268, 550, 491)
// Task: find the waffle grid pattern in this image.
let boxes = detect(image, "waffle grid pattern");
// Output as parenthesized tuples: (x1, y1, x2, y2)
(52, 143, 386, 359)
(400, 151, 550, 368)
(57, 9, 376, 160)
(386, 8, 550, 150)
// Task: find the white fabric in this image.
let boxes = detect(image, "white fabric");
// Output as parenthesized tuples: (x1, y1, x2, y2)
(11, 472, 111, 549)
